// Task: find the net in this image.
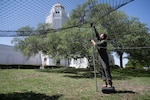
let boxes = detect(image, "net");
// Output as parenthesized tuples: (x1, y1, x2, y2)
(0, 0, 134, 37)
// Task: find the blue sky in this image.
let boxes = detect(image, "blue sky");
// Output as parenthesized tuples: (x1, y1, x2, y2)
(0, 0, 150, 66)
(120, 0, 150, 28)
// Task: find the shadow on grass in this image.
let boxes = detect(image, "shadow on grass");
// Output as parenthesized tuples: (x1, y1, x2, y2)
(38, 67, 101, 79)
(107, 90, 136, 94)
(112, 76, 131, 80)
(101, 90, 136, 94)
(0, 91, 63, 100)
(101, 87, 136, 94)
(37, 67, 150, 80)
(63, 72, 101, 79)
(115, 90, 136, 94)
(38, 67, 88, 74)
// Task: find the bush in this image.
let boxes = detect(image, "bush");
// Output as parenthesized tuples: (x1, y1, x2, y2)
(0, 64, 40, 69)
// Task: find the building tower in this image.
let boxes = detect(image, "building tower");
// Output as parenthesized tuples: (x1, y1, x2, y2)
(46, 3, 68, 29)
(43, 3, 69, 67)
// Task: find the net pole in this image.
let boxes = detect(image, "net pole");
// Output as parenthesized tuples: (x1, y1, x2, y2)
(90, 27, 98, 92)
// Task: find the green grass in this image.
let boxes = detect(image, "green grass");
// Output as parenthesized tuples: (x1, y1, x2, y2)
(0, 67, 150, 100)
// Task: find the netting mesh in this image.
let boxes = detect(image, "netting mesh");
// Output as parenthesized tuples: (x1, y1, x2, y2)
(0, 0, 133, 37)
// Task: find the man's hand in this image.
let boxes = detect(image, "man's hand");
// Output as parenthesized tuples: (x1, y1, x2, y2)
(91, 39, 96, 45)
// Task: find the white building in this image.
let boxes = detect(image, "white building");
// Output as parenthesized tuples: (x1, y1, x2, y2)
(0, 44, 41, 65)
(42, 3, 70, 67)
(0, 43, 114, 68)
(69, 57, 89, 68)
(44, 3, 90, 68)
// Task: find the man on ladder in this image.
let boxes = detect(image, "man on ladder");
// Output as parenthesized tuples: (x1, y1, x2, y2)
(91, 23, 115, 93)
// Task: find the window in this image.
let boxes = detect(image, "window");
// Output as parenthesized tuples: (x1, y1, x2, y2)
(55, 11, 60, 14)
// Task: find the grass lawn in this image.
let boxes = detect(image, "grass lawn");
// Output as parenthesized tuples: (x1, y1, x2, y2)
(0, 67, 150, 100)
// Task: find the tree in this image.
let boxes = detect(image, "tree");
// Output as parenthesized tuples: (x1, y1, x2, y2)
(120, 18, 150, 69)
(98, 11, 150, 68)
(12, 0, 150, 69)
(98, 11, 130, 68)
(12, 23, 52, 57)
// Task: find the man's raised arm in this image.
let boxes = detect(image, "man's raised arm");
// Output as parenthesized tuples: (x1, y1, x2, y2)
(91, 23, 100, 40)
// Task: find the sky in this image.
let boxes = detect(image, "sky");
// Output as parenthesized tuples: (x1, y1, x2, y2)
(120, 0, 150, 27)
(0, 0, 150, 67)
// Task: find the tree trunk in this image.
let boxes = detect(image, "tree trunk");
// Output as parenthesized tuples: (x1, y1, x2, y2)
(119, 53, 123, 68)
